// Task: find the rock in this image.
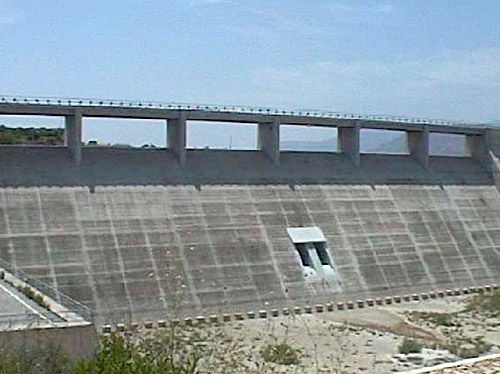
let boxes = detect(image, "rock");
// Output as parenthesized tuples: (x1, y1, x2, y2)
(406, 354, 424, 363)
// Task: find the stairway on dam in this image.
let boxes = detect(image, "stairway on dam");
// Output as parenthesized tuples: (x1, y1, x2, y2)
(0, 147, 500, 324)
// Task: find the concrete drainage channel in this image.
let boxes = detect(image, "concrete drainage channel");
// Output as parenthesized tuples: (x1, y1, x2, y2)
(399, 352, 500, 374)
(101, 284, 500, 333)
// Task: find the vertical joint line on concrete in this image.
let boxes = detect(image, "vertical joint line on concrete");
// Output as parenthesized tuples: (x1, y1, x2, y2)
(162, 192, 203, 312)
(389, 186, 439, 287)
(69, 189, 103, 316)
(247, 186, 289, 302)
(448, 189, 495, 283)
(129, 193, 169, 313)
(102, 201, 134, 318)
(0, 190, 17, 270)
(35, 189, 60, 301)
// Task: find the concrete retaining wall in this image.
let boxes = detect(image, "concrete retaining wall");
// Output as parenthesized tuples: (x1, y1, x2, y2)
(0, 322, 97, 361)
(0, 146, 492, 187)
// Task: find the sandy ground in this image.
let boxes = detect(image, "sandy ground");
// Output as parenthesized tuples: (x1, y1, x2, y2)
(130, 292, 500, 374)
(210, 294, 500, 373)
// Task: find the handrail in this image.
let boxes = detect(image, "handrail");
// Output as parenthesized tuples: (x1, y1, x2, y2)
(0, 258, 94, 322)
(0, 95, 495, 129)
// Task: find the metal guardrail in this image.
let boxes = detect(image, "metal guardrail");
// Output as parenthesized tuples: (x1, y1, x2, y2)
(0, 95, 493, 129)
(0, 258, 94, 323)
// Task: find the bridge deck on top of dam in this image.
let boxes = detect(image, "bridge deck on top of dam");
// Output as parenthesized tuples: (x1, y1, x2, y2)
(2, 95, 499, 169)
(0, 95, 491, 134)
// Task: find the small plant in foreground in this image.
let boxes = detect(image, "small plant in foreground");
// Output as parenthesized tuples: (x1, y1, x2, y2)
(398, 338, 423, 354)
(441, 336, 492, 359)
(260, 342, 301, 365)
(408, 311, 455, 327)
(74, 324, 257, 374)
(0, 344, 70, 374)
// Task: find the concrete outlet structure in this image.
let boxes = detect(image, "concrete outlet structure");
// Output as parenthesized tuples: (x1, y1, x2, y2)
(1, 97, 500, 324)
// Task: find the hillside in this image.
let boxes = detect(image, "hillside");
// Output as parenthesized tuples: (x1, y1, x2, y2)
(0, 125, 64, 145)
(281, 132, 467, 155)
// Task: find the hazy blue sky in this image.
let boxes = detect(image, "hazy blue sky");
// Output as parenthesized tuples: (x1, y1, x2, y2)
(1, 0, 499, 147)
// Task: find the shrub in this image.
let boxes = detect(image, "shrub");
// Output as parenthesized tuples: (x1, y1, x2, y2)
(0, 125, 64, 145)
(260, 342, 301, 365)
(0, 131, 20, 144)
(466, 290, 500, 317)
(74, 331, 207, 374)
(423, 312, 454, 326)
(398, 338, 423, 354)
(0, 344, 70, 374)
(407, 311, 456, 327)
(442, 337, 492, 359)
(74, 324, 252, 374)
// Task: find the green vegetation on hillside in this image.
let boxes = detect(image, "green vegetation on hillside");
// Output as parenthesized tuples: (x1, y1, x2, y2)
(0, 125, 64, 145)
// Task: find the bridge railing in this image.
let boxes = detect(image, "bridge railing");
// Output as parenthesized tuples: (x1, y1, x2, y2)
(0, 95, 489, 129)
(0, 258, 94, 323)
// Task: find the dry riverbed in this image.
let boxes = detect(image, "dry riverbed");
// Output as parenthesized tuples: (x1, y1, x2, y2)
(129, 290, 500, 373)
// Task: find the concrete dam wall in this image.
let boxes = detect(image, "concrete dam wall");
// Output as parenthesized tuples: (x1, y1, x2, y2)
(1, 146, 500, 324)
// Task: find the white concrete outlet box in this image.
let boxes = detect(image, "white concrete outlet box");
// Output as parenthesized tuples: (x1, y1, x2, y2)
(286, 227, 326, 243)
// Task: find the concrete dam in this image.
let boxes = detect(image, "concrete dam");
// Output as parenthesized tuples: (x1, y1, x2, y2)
(1, 97, 500, 324)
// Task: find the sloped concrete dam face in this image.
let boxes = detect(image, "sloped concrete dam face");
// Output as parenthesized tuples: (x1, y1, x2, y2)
(1, 181, 500, 323)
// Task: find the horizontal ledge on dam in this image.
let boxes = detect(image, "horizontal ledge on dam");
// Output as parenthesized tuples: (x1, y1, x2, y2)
(98, 285, 494, 333)
(0, 146, 495, 187)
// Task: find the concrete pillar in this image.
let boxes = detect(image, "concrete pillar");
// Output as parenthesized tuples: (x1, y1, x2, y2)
(466, 129, 500, 171)
(484, 129, 500, 157)
(64, 111, 82, 165)
(467, 134, 487, 166)
(337, 125, 360, 167)
(406, 128, 429, 168)
(167, 115, 187, 165)
(257, 119, 280, 165)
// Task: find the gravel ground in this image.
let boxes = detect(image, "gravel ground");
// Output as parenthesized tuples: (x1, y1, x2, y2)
(202, 293, 500, 373)
(128, 292, 500, 373)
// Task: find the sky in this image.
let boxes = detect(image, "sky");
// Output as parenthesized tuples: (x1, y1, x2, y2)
(1, 0, 499, 147)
